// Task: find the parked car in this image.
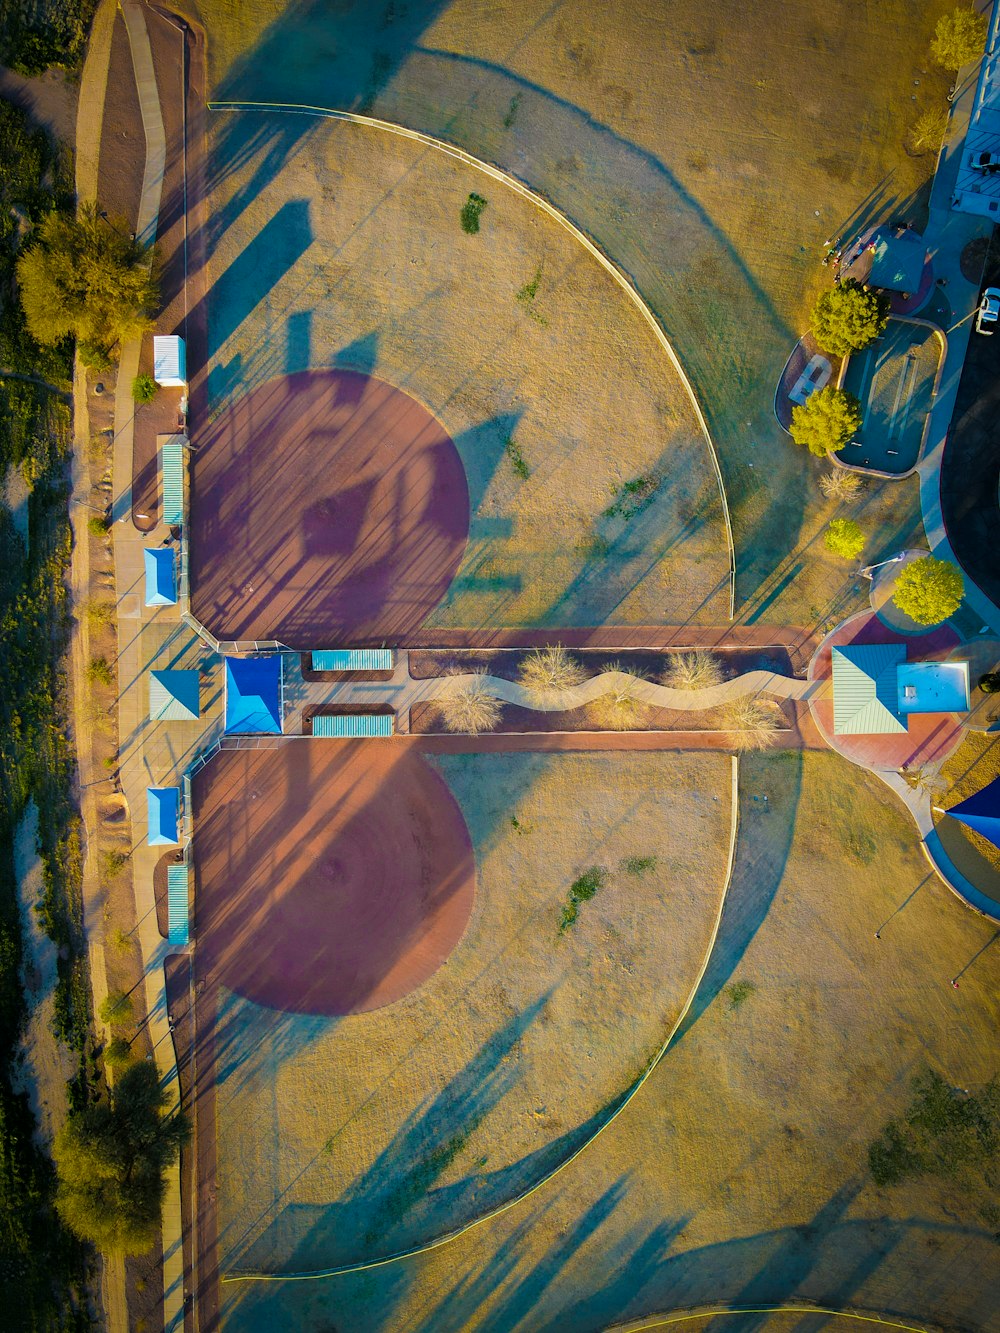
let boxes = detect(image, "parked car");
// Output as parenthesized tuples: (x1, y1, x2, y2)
(972, 150, 1000, 174)
(975, 287, 1000, 335)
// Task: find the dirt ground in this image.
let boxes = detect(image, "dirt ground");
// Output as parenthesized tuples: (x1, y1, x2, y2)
(185, 0, 943, 626)
(197, 748, 731, 1282)
(196, 112, 730, 631)
(220, 749, 1000, 1333)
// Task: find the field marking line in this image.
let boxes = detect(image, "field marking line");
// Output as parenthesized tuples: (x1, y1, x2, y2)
(206, 98, 736, 619)
(888, 353, 915, 441)
(221, 755, 742, 1283)
(604, 1305, 935, 1333)
(896, 357, 918, 444)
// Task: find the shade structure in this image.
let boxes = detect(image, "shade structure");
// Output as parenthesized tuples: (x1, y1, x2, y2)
(897, 660, 970, 715)
(312, 648, 394, 671)
(945, 776, 1000, 853)
(224, 655, 283, 734)
(869, 231, 925, 293)
(147, 786, 179, 845)
(831, 643, 907, 734)
(153, 335, 186, 386)
(149, 669, 200, 721)
(143, 547, 177, 606)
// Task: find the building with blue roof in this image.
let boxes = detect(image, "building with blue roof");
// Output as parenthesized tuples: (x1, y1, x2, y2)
(144, 547, 177, 607)
(147, 787, 180, 845)
(224, 656, 283, 734)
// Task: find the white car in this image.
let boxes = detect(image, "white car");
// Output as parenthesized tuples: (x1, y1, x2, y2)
(975, 287, 1000, 335)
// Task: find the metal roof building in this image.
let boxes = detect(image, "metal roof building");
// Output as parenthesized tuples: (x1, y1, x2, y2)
(831, 643, 907, 735)
(149, 669, 201, 722)
(153, 335, 186, 386)
(147, 787, 180, 845)
(224, 655, 283, 734)
(143, 547, 177, 607)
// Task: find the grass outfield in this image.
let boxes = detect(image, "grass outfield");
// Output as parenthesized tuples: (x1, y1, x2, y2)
(202, 121, 730, 629)
(185, 0, 946, 623)
(212, 751, 731, 1279)
(222, 750, 1000, 1331)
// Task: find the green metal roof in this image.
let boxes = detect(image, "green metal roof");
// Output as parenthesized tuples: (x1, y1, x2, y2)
(312, 714, 393, 737)
(161, 435, 185, 528)
(167, 864, 189, 947)
(831, 643, 907, 735)
(149, 669, 200, 721)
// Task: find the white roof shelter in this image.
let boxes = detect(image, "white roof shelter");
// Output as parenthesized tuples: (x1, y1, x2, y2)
(153, 335, 186, 387)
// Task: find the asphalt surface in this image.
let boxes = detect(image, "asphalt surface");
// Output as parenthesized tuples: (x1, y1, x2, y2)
(941, 236, 1000, 607)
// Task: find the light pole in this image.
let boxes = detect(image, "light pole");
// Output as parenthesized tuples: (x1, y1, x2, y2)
(859, 552, 907, 581)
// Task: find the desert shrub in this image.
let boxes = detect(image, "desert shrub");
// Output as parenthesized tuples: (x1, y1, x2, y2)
(53, 1061, 188, 1255)
(662, 649, 724, 690)
(726, 979, 757, 1010)
(460, 193, 488, 234)
(723, 696, 780, 752)
(622, 855, 657, 876)
(85, 599, 115, 628)
(790, 386, 862, 456)
(440, 671, 502, 735)
(518, 645, 586, 693)
(810, 279, 890, 357)
(931, 6, 988, 69)
(604, 475, 660, 520)
(107, 926, 132, 955)
(824, 518, 865, 560)
(100, 849, 129, 879)
(819, 469, 865, 502)
(132, 374, 157, 404)
(892, 556, 964, 625)
(87, 656, 114, 687)
(103, 1036, 132, 1069)
(98, 989, 134, 1027)
(908, 106, 950, 155)
(586, 664, 647, 730)
(87, 513, 109, 537)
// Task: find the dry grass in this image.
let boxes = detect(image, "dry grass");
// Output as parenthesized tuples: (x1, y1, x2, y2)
(661, 649, 724, 691)
(518, 645, 586, 694)
(722, 695, 780, 751)
(585, 663, 649, 730)
(440, 670, 502, 735)
(820, 469, 866, 502)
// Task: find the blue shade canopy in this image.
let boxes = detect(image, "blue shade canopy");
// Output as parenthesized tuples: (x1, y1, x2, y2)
(143, 547, 177, 606)
(869, 232, 925, 293)
(149, 669, 200, 721)
(831, 643, 907, 734)
(946, 776, 1000, 853)
(147, 787, 179, 845)
(224, 655, 282, 734)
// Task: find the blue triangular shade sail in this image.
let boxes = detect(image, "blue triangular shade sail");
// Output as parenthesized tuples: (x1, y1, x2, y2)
(147, 787, 179, 845)
(144, 547, 177, 606)
(224, 656, 282, 734)
(946, 776, 1000, 853)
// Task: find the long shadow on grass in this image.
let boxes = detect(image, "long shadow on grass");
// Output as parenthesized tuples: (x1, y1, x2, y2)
(192, 0, 815, 608)
(670, 749, 803, 1047)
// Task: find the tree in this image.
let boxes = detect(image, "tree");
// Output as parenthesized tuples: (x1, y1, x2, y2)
(931, 6, 988, 69)
(98, 988, 134, 1026)
(811, 280, 890, 356)
(820, 468, 865, 502)
(16, 204, 159, 363)
(53, 1062, 189, 1255)
(789, 386, 862, 457)
(824, 518, 865, 560)
(103, 1037, 133, 1069)
(891, 556, 964, 625)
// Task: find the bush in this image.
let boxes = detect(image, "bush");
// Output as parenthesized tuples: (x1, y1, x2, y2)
(810, 280, 889, 357)
(722, 696, 780, 752)
(132, 373, 157, 404)
(87, 513, 110, 537)
(891, 556, 964, 625)
(819, 469, 865, 502)
(518, 645, 586, 693)
(931, 6, 988, 69)
(53, 1061, 189, 1255)
(440, 671, 502, 735)
(460, 193, 488, 234)
(978, 671, 1000, 694)
(103, 1036, 132, 1069)
(622, 855, 657, 876)
(661, 649, 724, 690)
(98, 989, 134, 1027)
(908, 106, 950, 155)
(86, 599, 115, 628)
(726, 979, 757, 1010)
(17, 204, 159, 361)
(868, 1068, 999, 1187)
(586, 664, 648, 730)
(789, 386, 862, 457)
(87, 656, 114, 687)
(824, 518, 865, 560)
(559, 866, 606, 932)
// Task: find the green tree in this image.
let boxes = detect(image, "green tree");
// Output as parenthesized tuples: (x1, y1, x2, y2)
(931, 6, 988, 70)
(16, 204, 158, 364)
(98, 988, 134, 1026)
(103, 1036, 133, 1069)
(824, 518, 865, 560)
(53, 1062, 188, 1255)
(892, 556, 964, 625)
(811, 279, 890, 356)
(789, 386, 862, 457)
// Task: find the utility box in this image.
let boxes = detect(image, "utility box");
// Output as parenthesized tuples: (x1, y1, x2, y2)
(153, 335, 186, 386)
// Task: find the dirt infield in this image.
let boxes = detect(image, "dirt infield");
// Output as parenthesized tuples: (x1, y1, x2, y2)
(190, 369, 469, 647)
(192, 742, 476, 1015)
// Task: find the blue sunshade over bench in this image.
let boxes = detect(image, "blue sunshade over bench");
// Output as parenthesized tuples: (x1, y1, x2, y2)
(224, 655, 283, 734)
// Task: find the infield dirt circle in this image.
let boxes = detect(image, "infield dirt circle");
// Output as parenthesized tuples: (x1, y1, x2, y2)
(193, 743, 476, 1015)
(190, 369, 469, 647)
